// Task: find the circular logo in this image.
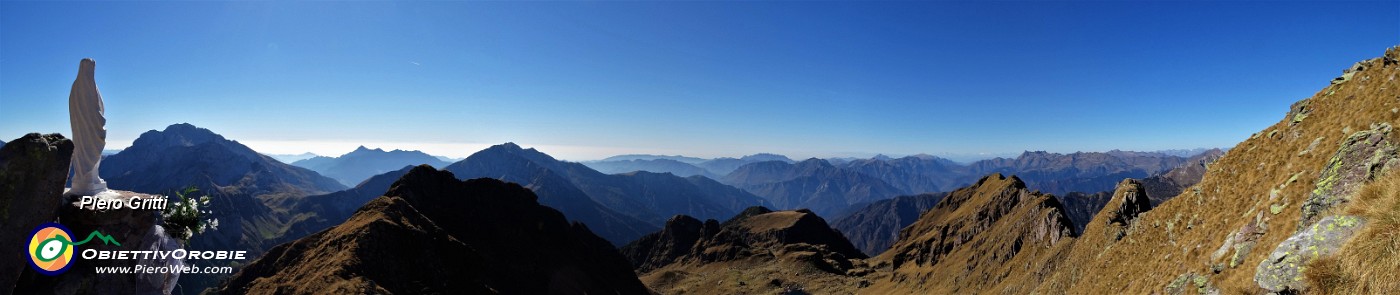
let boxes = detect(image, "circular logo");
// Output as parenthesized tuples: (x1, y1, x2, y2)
(28, 222, 75, 275)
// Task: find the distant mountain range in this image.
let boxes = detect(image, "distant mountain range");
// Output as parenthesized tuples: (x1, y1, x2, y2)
(581, 149, 1206, 220)
(443, 143, 770, 245)
(599, 154, 707, 164)
(582, 158, 719, 179)
(582, 152, 794, 178)
(266, 152, 319, 164)
(722, 158, 904, 218)
(291, 146, 450, 186)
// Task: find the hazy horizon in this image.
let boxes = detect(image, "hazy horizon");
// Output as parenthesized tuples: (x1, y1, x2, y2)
(3, 1, 1395, 161)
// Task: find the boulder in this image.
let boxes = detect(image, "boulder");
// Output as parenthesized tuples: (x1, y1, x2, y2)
(1255, 215, 1366, 293)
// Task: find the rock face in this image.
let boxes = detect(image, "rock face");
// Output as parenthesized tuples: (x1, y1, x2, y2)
(830, 192, 947, 256)
(626, 206, 869, 294)
(0, 133, 73, 292)
(873, 173, 1075, 294)
(220, 165, 650, 294)
(290, 146, 450, 187)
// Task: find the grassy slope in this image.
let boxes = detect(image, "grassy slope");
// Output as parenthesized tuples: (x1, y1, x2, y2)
(1029, 46, 1400, 294)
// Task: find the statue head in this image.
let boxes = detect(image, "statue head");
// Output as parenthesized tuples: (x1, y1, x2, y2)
(78, 58, 95, 78)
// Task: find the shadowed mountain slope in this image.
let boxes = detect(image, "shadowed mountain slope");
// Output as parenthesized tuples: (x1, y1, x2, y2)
(220, 166, 650, 294)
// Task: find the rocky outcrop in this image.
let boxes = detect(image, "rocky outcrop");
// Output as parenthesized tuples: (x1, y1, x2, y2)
(830, 192, 947, 256)
(695, 208, 866, 264)
(1255, 215, 1366, 292)
(620, 215, 711, 272)
(624, 206, 866, 272)
(1300, 123, 1396, 228)
(221, 165, 649, 294)
(1102, 179, 1151, 241)
(0, 133, 74, 292)
(628, 206, 869, 294)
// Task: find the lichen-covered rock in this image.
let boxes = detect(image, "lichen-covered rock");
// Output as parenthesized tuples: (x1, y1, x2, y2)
(0, 133, 74, 292)
(1165, 272, 1217, 295)
(1288, 99, 1311, 127)
(1300, 123, 1396, 229)
(1255, 215, 1366, 293)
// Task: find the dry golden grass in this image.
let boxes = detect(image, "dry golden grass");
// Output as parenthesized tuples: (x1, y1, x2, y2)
(1026, 46, 1400, 294)
(1304, 172, 1400, 294)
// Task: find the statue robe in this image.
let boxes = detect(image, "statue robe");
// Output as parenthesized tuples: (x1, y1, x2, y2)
(69, 58, 107, 195)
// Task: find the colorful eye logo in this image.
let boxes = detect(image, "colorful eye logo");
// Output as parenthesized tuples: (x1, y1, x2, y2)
(28, 222, 75, 275)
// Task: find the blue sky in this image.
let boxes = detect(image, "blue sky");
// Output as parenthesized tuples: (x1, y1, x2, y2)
(1, 1, 1396, 161)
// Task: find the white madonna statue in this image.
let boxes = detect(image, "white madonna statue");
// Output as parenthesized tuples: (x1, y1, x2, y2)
(68, 58, 109, 196)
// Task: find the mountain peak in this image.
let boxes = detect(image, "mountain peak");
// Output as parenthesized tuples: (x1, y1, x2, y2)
(630, 208, 868, 294)
(973, 172, 1026, 190)
(345, 145, 387, 155)
(475, 142, 558, 164)
(134, 123, 226, 148)
(223, 164, 649, 294)
(739, 153, 794, 163)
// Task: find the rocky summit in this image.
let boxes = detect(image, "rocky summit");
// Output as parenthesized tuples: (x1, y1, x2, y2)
(625, 206, 869, 294)
(869, 173, 1076, 294)
(220, 165, 649, 294)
